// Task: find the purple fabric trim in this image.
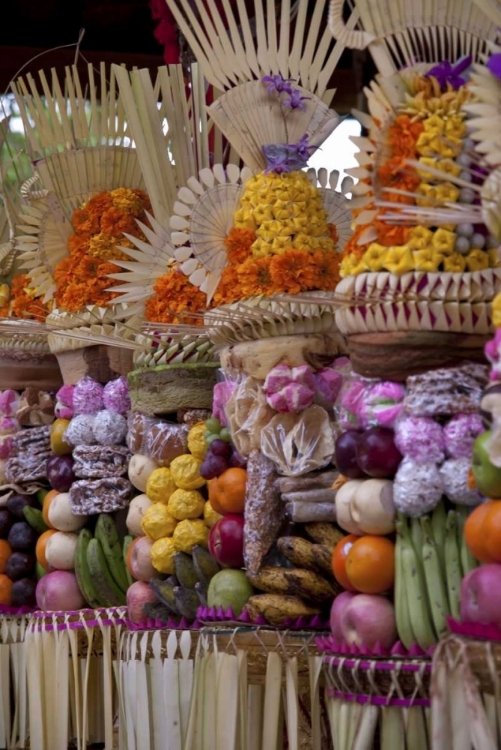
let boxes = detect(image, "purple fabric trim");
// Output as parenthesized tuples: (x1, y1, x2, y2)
(447, 615, 501, 641)
(0, 605, 35, 615)
(326, 688, 430, 708)
(32, 617, 127, 632)
(324, 655, 432, 672)
(315, 635, 434, 658)
(197, 605, 329, 630)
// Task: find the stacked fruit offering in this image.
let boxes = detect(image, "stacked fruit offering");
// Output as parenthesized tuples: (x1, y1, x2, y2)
(328, 365, 488, 650)
(124, 412, 243, 623)
(0, 387, 58, 608)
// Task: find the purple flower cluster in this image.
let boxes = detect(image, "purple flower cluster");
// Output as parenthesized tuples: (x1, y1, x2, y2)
(261, 73, 310, 110)
(263, 136, 317, 174)
(426, 56, 472, 90)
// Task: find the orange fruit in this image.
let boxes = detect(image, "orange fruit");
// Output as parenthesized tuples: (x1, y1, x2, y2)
(464, 501, 496, 563)
(475, 501, 501, 563)
(36, 529, 57, 571)
(0, 574, 13, 605)
(345, 535, 395, 594)
(208, 468, 247, 515)
(0, 540, 12, 575)
(42, 490, 60, 529)
(332, 535, 359, 592)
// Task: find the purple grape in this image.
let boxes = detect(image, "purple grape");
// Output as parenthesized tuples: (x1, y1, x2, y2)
(46, 455, 76, 492)
(334, 430, 367, 479)
(200, 454, 228, 480)
(229, 451, 247, 469)
(209, 439, 233, 459)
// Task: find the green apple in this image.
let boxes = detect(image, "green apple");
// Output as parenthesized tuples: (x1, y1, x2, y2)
(472, 431, 501, 498)
(207, 569, 254, 616)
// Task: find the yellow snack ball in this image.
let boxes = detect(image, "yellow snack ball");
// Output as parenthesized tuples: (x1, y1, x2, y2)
(187, 422, 208, 460)
(167, 488, 205, 521)
(170, 454, 206, 490)
(150, 537, 177, 575)
(173, 519, 209, 553)
(203, 501, 223, 529)
(141, 504, 178, 540)
(146, 467, 177, 504)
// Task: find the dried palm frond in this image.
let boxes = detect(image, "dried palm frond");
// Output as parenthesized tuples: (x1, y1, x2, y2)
(165, 0, 354, 105)
(328, 0, 501, 74)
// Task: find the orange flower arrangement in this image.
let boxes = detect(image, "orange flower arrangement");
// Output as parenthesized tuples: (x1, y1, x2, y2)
(145, 268, 208, 325)
(0, 275, 50, 321)
(224, 228, 256, 265)
(54, 187, 152, 313)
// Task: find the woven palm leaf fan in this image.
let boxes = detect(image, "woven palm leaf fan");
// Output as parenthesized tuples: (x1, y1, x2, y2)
(10, 63, 151, 381)
(146, 0, 353, 356)
(328, 0, 501, 76)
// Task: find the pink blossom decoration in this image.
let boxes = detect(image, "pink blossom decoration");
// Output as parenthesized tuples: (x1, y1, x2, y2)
(263, 364, 316, 413)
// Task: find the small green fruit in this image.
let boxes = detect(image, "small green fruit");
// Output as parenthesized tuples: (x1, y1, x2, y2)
(207, 569, 254, 616)
(472, 431, 501, 498)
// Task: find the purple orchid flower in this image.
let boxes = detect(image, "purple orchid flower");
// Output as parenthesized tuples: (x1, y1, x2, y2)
(295, 134, 318, 161)
(487, 52, 501, 80)
(282, 89, 310, 110)
(261, 74, 295, 95)
(426, 55, 472, 90)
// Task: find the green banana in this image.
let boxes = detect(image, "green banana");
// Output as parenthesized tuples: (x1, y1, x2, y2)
(143, 602, 172, 624)
(86, 537, 126, 607)
(23, 506, 49, 534)
(406, 706, 429, 750)
(456, 505, 478, 577)
(123, 535, 135, 587)
(149, 578, 179, 615)
(421, 516, 449, 637)
(174, 552, 199, 589)
(445, 511, 462, 620)
(431, 500, 447, 574)
(95, 514, 129, 594)
(192, 545, 220, 585)
(395, 520, 414, 650)
(195, 581, 208, 607)
(174, 587, 199, 621)
(381, 706, 405, 748)
(410, 514, 424, 562)
(75, 529, 106, 608)
(397, 515, 437, 650)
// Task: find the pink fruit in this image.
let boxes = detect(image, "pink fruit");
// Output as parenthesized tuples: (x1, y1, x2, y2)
(356, 427, 402, 479)
(127, 536, 156, 582)
(35, 570, 85, 611)
(208, 514, 244, 568)
(330, 592, 356, 642)
(126, 581, 157, 624)
(339, 593, 397, 650)
(460, 564, 501, 626)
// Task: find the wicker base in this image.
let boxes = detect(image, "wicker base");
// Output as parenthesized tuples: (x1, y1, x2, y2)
(347, 331, 490, 381)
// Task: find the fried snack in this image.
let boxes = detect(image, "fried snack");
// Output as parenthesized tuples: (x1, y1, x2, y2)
(244, 450, 284, 577)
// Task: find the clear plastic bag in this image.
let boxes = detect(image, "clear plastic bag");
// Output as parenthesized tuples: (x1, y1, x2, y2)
(127, 412, 188, 466)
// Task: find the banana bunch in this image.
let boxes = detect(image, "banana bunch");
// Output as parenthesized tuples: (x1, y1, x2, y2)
(146, 546, 221, 622)
(395, 502, 477, 651)
(75, 514, 130, 608)
(244, 525, 342, 626)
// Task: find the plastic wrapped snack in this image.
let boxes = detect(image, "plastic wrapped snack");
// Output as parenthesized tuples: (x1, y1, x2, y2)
(260, 405, 335, 476)
(73, 377, 104, 415)
(244, 450, 284, 576)
(102, 376, 131, 414)
(93, 410, 128, 446)
(263, 364, 316, 413)
(73, 445, 130, 478)
(225, 377, 275, 457)
(12, 425, 51, 455)
(403, 363, 489, 417)
(69, 477, 133, 514)
(16, 388, 55, 427)
(127, 412, 188, 465)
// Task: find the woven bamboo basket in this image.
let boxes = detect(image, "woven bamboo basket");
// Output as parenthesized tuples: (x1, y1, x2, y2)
(430, 634, 501, 749)
(0, 335, 63, 391)
(25, 608, 127, 750)
(0, 611, 32, 749)
(322, 652, 432, 748)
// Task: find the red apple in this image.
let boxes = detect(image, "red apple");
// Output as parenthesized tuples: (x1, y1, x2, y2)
(460, 564, 501, 626)
(126, 536, 156, 582)
(356, 427, 402, 479)
(340, 594, 397, 650)
(36, 570, 85, 611)
(330, 592, 356, 642)
(126, 581, 157, 624)
(208, 514, 244, 568)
